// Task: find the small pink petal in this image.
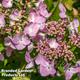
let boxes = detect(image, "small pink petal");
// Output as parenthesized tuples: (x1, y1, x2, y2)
(70, 19, 79, 33)
(59, 3, 66, 12)
(25, 51, 34, 69)
(0, 14, 5, 28)
(12, 34, 30, 50)
(4, 37, 16, 49)
(24, 23, 40, 37)
(35, 54, 49, 66)
(48, 39, 59, 49)
(59, 12, 67, 18)
(39, 65, 50, 76)
(28, 10, 37, 23)
(65, 68, 77, 80)
(14, 44, 26, 50)
(73, 19, 79, 32)
(28, 9, 46, 23)
(49, 62, 56, 76)
(26, 62, 34, 69)
(39, 62, 56, 76)
(35, 16, 46, 24)
(38, 2, 51, 18)
(2, 0, 13, 8)
(25, 51, 32, 63)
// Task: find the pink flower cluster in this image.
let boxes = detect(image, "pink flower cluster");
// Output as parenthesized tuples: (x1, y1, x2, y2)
(35, 39, 74, 61)
(0, 0, 80, 80)
(24, 2, 51, 37)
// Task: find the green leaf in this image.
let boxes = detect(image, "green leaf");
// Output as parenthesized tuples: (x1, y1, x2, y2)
(44, 0, 54, 11)
(70, 47, 76, 52)
(48, 0, 60, 21)
(0, 43, 4, 52)
(71, 74, 79, 80)
(4, 59, 8, 66)
(50, 7, 60, 21)
(58, 65, 64, 73)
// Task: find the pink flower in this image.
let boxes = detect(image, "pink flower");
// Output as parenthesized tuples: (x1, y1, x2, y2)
(0, 53, 4, 61)
(35, 0, 44, 8)
(28, 9, 46, 26)
(48, 39, 59, 49)
(4, 37, 16, 49)
(25, 52, 34, 69)
(0, 14, 5, 28)
(35, 54, 56, 76)
(2, 0, 13, 8)
(10, 9, 22, 21)
(25, 2, 49, 38)
(28, 10, 37, 23)
(4, 34, 31, 50)
(70, 19, 79, 34)
(38, 2, 51, 18)
(28, 2, 50, 25)
(35, 54, 48, 65)
(11, 34, 31, 50)
(59, 3, 67, 18)
(25, 9, 47, 37)
(59, 12, 67, 19)
(73, 19, 79, 32)
(28, 9, 46, 33)
(65, 67, 77, 80)
(65, 61, 80, 80)
(65, 67, 80, 80)
(24, 23, 40, 37)
(59, 3, 66, 12)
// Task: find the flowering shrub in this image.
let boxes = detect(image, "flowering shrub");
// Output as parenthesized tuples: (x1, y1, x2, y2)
(0, 0, 80, 80)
